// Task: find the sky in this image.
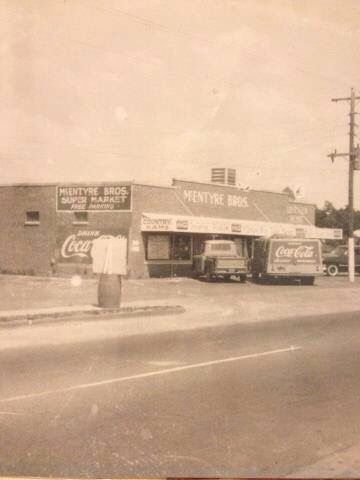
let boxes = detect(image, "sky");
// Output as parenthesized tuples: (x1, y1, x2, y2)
(1, 0, 360, 208)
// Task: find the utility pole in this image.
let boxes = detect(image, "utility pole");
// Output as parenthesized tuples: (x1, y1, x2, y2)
(328, 88, 360, 282)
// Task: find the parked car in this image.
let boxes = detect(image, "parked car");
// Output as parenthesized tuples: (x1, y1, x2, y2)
(251, 237, 323, 285)
(323, 244, 360, 276)
(192, 239, 248, 282)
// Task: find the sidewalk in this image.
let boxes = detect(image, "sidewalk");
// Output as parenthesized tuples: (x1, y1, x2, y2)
(0, 274, 185, 326)
(1, 274, 360, 351)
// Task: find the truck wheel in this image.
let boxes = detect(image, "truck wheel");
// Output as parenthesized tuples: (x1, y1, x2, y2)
(239, 274, 247, 283)
(301, 277, 315, 286)
(205, 267, 213, 282)
(327, 264, 339, 277)
(252, 272, 259, 283)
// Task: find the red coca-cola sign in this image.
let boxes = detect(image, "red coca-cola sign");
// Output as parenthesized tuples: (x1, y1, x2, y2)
(269, 240, 320, 264)
(57, 229, 127, 263)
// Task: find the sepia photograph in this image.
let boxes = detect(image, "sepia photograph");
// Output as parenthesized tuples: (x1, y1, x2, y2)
(1, 0, 360, 477)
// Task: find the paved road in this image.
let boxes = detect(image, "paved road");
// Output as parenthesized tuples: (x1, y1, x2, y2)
(1, 310, 360, 477)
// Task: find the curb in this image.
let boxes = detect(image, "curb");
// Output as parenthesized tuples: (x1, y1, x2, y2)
(0, 305, 186, 328)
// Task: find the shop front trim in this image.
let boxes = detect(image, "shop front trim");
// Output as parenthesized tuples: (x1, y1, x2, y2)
(141, 212, 342, 240)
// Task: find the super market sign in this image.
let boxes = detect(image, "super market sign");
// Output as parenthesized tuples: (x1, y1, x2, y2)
(56, 184, 131, 211)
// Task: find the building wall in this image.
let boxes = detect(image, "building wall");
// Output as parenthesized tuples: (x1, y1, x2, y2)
(287, 201, 315, 225)
(55, 210, 132, 276)
(0, 181, 317, 278)
(0, 185, 57, 275)
(172, 179, 315, 225)
(128, 184, 188, 278)
(130, 181, 316, 278)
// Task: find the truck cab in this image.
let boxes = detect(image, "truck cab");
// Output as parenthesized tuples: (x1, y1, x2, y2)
(193, 239, 248, 282)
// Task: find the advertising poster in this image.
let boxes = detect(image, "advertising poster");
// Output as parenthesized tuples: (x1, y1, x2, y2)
(57, 228, 128, 264)
(56, 184, 131, 211)
(269, 239, 321, 265)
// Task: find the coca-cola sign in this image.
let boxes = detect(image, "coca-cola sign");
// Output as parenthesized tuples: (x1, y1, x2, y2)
(269, 240, 320, 264)
(58, 229, 127, 263)
(275, 245, 315, 259)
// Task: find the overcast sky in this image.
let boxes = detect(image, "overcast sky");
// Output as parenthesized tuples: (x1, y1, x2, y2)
(2, 0, 360, 207)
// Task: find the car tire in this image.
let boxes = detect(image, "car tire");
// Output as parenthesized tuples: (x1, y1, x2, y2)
(327, 264, 339, 277)
(239, 274, 247, 283)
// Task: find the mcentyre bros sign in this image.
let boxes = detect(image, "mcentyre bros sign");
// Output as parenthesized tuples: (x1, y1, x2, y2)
(172, 179, 315, 224)
(58, 229, 127, 264)
(56, 184, 131, 211)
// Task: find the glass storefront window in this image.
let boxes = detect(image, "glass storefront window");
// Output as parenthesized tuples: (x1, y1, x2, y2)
(172, 235, 191, 260)
(147, 235, 170, 260)
(146, 234, 191, 260)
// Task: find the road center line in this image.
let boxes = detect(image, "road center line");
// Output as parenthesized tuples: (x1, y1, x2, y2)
(0, 346, 302, 403)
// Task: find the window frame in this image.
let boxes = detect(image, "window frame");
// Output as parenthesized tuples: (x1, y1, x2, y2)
(145, 233, 192, 262)
(24, 211, 40, 226)
(146, 234, 171, 260)
(72, 211, 89, 225)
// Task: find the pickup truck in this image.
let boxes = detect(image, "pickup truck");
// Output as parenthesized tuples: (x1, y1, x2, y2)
(251, 237, 323, 285)
(192, 239, 248, 282)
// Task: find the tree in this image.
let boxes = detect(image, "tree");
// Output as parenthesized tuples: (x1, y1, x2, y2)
(316, 201, 360, 239)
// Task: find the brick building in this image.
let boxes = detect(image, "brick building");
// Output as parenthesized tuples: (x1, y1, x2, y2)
(0, 177, 342, 278)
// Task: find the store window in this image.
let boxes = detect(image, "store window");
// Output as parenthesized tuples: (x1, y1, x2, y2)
(25, 211, 40, 225)
(146, 234, 191, 261)
(147, 235, 170, 260)
(73, 211, 89, 224)
(172, 235, 191, 260)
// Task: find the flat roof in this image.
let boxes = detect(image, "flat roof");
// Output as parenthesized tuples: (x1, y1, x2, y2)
(173, 178, 286, 197)
(0, 181, 135, 188)
(0, 179, 316, 207)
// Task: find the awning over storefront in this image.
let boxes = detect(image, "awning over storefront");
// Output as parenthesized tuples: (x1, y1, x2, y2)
(141, 212, 342, 240)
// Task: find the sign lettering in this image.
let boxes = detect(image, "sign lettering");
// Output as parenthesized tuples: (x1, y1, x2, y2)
(58, 229, 127, 263)
(183, 189, 248, 209)
(275, 245, 315, 259)
(270, 240, 320, 264)
(57, 184, 131, 211)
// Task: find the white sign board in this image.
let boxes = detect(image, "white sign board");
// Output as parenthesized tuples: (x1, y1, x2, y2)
(141, 213, 342, 240)
(91, 236, 127, 275)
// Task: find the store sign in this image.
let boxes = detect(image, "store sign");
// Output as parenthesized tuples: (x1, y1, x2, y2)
(58, 229, 127, 263)
(231, 223, 242, 233)
(142, 214, 273, 236)
(176, 220, 189, 230)
(173, 180, 318, 225)
(287, 204, 315, 225)
(141, 213, 342, 240)
(183, 189, 249, 209)
(141, 216, 172, 231)
(56, 184, 131, 211)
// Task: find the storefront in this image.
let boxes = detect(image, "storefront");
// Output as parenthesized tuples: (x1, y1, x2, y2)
(139, 211, 341, 278)
(0, 178, 342, 278)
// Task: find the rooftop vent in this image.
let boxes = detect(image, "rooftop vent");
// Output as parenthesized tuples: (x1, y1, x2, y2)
(211, 168, 236, 186)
